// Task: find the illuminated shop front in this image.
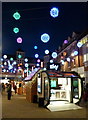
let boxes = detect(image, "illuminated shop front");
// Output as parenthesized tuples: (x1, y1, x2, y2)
(37, 70, 83, 107)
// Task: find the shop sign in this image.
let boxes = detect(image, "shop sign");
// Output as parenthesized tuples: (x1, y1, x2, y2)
(47, 62, 61, 71)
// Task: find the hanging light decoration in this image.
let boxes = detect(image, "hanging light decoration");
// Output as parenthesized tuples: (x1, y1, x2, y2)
(17, 37, 22, 43)
(77, 42, 83, 48)
(35, 54, 39, 58)
(3, 55, 7, 59)
(24, 58, 28, 62)
(64, 40, 68, 44)
(34, 46, 38, 49)
(52, 52, 57, 58)
(13, 27, 19, 33)
(41, 33, 50, 43)
(50, 7, 59, 18)
(13, 12, 21, 20)
(45, 49, 49, 54)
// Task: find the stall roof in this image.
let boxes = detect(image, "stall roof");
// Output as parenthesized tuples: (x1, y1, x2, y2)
(24, 68, 40, 81)
(47, 70, 81, 78)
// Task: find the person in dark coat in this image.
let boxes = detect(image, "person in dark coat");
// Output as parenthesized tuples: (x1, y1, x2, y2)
(7, 83, 12, 100)
(14, 84, 17, 94)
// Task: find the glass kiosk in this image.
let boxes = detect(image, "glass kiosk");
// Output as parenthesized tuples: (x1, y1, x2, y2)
(37, 70, 83, 107)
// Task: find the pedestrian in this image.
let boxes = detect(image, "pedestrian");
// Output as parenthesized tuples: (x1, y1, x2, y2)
(83, 83, 88, 106)
(7, 83, 12, 100)
(14, 84, 17, 94)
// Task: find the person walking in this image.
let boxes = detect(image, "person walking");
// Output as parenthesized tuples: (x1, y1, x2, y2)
(7, 83, 12, 100)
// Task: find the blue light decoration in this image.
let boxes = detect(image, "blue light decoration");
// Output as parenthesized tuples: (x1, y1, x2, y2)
(45, 49, 49, 54)
(74, 51, 78, 56)
(52, 52, 57, 58)
(77, 42, 83, 48)
(24, 58, 28, 62)
(25, 63, 28, 68)
(34, 46, 38, 49)
(67, 58, 70, 62)
(8, 65, 13, 70)
(50, 7, 59, 18)
(35, 54, 39, 58)
(50, 59, 53, 63)
(41, 33, 50, 43)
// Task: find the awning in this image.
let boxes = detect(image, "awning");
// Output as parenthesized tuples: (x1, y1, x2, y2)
(24, 68, 40, 81)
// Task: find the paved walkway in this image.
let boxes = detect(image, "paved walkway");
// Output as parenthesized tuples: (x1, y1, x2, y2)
(1, 92, 88, 119)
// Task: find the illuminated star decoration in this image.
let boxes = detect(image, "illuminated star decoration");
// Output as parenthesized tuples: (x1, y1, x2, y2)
(41, 33, 50, 43)
(50, 7, 59, 18)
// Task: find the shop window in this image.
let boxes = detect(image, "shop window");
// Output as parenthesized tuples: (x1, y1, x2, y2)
(73, 78, 79, 99)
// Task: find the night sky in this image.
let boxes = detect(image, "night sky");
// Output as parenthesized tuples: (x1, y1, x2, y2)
(2, 2, 88, 59)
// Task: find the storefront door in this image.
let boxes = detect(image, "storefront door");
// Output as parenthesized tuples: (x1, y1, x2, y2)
(44, 77, 50, 106)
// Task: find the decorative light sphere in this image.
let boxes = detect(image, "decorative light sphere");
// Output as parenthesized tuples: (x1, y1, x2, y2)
(8, 65, 13, 70)
(18, 54, 22, 59)
(45, 49, 49, 54)
(34, 46, 38, 49)
(13, 12, 21, 20)
(64, 40, 68, 44)
(67, 58, 70, 62)
(24, 58, 28, 62)
(13, 27, 19, 33)
(10, 57, 13, 61)
(4, 62, 7, 65)
(36, 63, 40, 67)
(17, 37, 22, 43)
(50, 7, 59, 18)
(24, 69, 27, 73)
(41, 33, 50, 43)
(13, 61, 16, 65)
(3, 55, 7, 59)
(35, 54, 39, 58)
(74, 51, 78, 56)
(50, 59, 53, 63)
(1, 58, 3, 61)
(77, 42, 83, 48)
(52, 52, 57, 58)
(61, 60, 65, 65)
(37, 59, 40, 63)
(25, 63, 28, 67)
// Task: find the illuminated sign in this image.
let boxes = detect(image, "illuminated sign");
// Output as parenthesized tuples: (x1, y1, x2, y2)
(47, 62, 61, 71)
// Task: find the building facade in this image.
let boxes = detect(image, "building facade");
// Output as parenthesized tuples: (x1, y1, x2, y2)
(56, 30, 88, 83)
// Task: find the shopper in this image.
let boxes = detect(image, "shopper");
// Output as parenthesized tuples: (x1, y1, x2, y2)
(83, 83, 88, 103)
(7, 83, 12, 100)
(14, 84, 17, 94)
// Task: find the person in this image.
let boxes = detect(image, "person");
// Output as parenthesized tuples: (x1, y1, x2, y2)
(7, 83, 12, 100)
(2, 83, 5, 94)
(14, 84, 17, 94)
(83, 83, 88, 103)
